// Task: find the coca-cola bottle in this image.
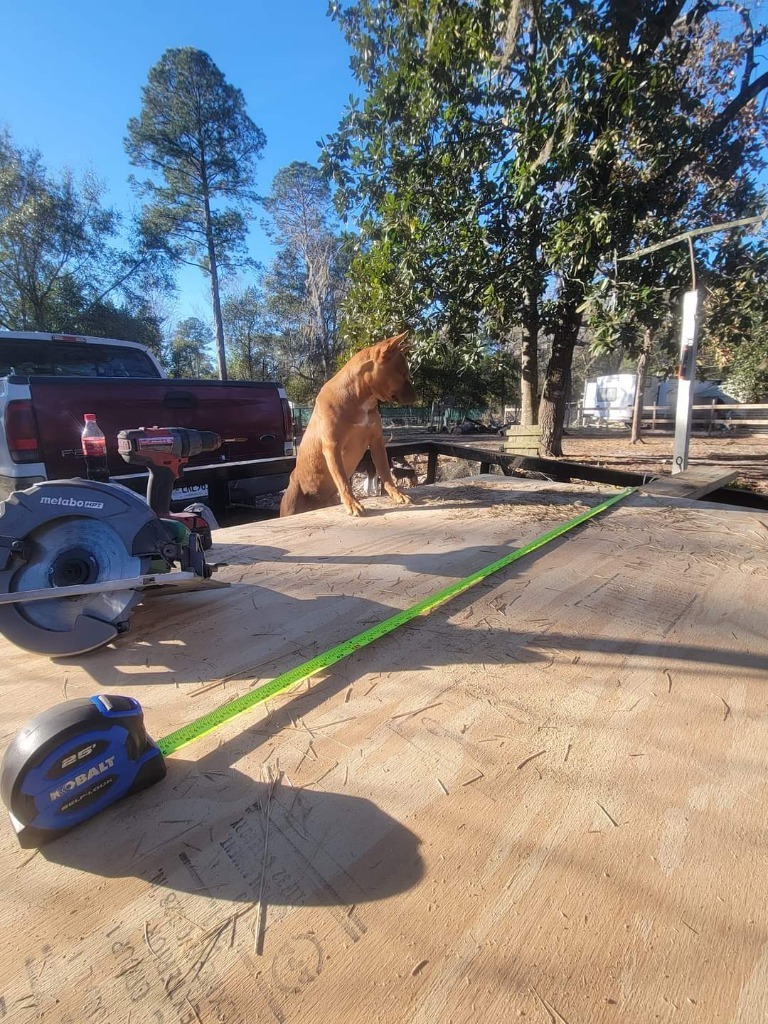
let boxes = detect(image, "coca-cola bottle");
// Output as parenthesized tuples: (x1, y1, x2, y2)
(81, 414, 110, 482)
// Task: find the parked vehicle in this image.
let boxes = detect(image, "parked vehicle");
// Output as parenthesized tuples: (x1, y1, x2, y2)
(582, 373, 737, 425)
(0, 331, 294, 508)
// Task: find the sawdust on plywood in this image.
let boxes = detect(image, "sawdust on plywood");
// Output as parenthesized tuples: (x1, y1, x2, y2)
(416, 481, 595, 523)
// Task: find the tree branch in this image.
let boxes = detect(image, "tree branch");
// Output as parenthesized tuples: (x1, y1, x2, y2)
(642, 0, 701, 53)
(648, 69, 768, 198)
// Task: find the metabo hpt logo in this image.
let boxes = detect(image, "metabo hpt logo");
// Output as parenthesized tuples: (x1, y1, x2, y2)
(39, 496, 104, 510)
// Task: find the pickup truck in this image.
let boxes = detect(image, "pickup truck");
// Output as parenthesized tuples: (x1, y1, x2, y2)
(0, 330, 295, 509)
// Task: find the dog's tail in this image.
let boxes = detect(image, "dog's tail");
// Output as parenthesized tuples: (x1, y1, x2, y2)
(279, 476, 300, 517)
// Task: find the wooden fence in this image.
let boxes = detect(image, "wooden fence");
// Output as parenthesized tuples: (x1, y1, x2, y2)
(573, 401, 768, 432)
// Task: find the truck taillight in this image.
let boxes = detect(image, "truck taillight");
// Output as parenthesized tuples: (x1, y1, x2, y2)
(5, 400, 42, 464)
(281, 397, 294, 442)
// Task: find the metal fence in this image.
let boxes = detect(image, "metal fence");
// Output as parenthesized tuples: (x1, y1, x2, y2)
(294, 402, 492, 433)
(377, 405, 490, 428)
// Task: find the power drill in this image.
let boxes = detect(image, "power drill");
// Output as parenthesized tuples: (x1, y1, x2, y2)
(117, 427, 222, 544)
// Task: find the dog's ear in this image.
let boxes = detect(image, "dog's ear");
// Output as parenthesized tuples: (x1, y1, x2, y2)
(375, 330, 411, 360)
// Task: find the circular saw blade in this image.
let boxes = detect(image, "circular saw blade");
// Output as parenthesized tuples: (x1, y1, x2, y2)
(10, 517, 150, 633)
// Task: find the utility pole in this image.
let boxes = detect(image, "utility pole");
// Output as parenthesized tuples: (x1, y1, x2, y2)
(672, 290, 700, 473)
(618, 209, 766, 468)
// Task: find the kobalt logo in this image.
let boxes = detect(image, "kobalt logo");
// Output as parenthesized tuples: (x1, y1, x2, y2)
(39, 496, 104, 509)
(49, 756, 115, 801)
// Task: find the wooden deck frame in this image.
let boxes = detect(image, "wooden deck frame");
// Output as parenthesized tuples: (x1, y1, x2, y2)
(116, 438, 768, 513)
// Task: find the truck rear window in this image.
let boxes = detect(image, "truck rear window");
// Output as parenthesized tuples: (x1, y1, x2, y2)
(0, 340, 161, 378)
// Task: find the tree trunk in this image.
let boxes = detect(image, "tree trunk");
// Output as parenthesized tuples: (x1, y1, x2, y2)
(631, 327, 653, 444)
(208, 249, 227, 381)
(520, 298, 539, 426)
(538, 303, 582, 457)
(202, 188, 228, 381)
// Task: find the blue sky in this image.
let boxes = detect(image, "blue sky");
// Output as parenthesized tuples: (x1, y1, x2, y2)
(1, 0, 356, 326)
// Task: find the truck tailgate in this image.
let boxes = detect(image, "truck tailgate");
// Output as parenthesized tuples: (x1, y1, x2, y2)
(28, 377, 289, 481)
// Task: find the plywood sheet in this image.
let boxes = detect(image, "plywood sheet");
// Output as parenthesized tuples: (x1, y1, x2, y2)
(0, 478, 766, 1024)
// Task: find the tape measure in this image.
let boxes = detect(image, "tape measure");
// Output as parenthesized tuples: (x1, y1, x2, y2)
(1, 695, 166, 848)
(0, 486, 634, 847)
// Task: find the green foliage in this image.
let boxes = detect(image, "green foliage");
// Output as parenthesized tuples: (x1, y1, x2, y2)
(724, 339, 768, 402)
(324, 0, 768, 450)
(412, 338, 519, 412)
(579, 274, 681, 366)
(283, 374, 318, 406)
(701, 240, 768, 400)
(55, 287, 165, 356)
(222, 283, 278, 380)
(126, 48, 265, 272)
(167, 317, 216, 378)
(0, 126, 169, 334)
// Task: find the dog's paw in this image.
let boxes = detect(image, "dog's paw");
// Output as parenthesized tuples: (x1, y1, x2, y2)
(344, 498, 366, 516)
(385, 484, 413, 506)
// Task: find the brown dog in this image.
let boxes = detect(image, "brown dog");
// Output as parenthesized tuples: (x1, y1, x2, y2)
(279, 332, 418, 517)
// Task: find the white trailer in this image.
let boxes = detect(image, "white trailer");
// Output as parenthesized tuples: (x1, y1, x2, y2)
(582, 373, 660, 424)
(582, 373, 734, 424)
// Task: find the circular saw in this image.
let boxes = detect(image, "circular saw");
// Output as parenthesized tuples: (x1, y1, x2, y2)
(0, 480, 226, 657)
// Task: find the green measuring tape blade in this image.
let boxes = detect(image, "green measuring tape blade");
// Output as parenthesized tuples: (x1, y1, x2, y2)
(157, 486, 635, 756)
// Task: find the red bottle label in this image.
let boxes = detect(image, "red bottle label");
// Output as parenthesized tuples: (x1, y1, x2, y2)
(82, 438, 107, 457)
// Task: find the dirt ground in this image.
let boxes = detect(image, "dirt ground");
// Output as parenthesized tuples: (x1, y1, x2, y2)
(553, 426, 768, 495)
(385, 426, 768, 498)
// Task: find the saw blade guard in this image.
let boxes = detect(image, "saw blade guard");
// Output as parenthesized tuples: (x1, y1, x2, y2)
(0, 480, 172, 656)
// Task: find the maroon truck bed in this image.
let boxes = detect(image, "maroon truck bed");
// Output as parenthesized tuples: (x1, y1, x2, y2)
(28, 376, 290, 481)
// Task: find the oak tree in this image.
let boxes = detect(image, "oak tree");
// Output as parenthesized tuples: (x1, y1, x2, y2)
(324, 0, 768, 454)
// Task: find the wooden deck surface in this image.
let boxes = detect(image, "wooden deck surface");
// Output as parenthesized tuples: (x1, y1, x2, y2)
(0, 476, 766, 1024)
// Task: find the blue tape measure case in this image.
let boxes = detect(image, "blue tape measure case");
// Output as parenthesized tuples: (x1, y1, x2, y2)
(0, 695, 166, 847)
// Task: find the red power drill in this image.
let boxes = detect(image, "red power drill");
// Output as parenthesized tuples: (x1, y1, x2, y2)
(117, 427, 223, 544)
